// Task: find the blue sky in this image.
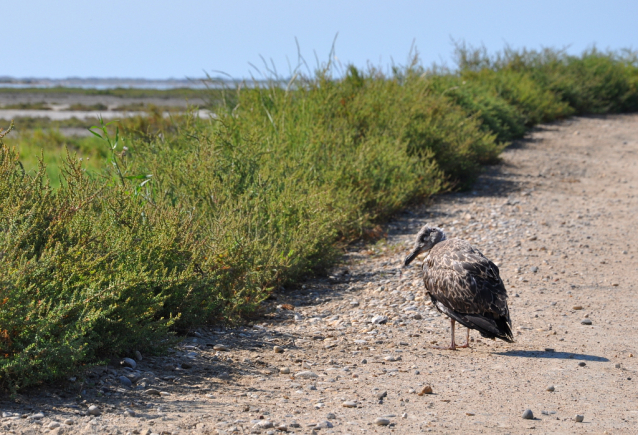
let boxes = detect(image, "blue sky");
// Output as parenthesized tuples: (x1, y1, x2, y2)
(5, 1, 637, 79)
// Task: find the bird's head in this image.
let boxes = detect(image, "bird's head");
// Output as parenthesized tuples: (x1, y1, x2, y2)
(403, 225, 447, 267)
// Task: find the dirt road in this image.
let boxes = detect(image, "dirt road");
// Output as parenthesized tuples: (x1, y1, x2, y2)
(2, 114, 637, 434)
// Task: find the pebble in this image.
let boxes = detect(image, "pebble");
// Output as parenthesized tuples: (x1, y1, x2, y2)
(342, 401, 357, 408)
(30, 412, 44, 420)
(135, 350, 143, 361)
(326, 413, 336, 420)
(87, 405, 101, 416)
(573, 306, 583, 310)
(273, 346, 284, 353)
(119, 376, 133, 388)
(418, 385, 433, 395)
(531, 266, 539, 273)
(581, 318, 592, 325)
(371, 315, 388, 324)
(401, 413, 407, 419)
(2, 412, 11, 418)
(615, 363, 621, 368)
(376, 391, 388, 400)
(578, 362, 586, 367)
(575, 414, 584, 423)
(546, 385, 555, 392)
(48, 421, 61, 429)
(295, 371, 318, 378)
(145, 389, 162, 396)
(361, 359, 367, 364)
(121, 357, 137, 369)
(522, 409, 534, 419)
(280, 367, 291, 374)
(315, 420, 333, 428)
(213, 344, 229, 351)
(253, 420, 274, 429)
(375, 417, 390, 426)
(64, 419, 74, 425)
(124, 410, 136, 417)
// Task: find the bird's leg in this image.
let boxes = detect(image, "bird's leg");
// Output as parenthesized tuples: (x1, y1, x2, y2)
(432, 318, 457, 350)
(454, 327, 471, 348)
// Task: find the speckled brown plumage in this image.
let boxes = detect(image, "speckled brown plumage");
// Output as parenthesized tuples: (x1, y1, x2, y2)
(423, 238, 514, 342)
(404, 225, 514, 347)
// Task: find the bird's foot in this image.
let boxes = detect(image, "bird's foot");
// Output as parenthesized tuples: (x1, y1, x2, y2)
(455, 342, 470, 348)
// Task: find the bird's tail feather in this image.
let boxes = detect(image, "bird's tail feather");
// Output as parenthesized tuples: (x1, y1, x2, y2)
(456, 313, 514, 343)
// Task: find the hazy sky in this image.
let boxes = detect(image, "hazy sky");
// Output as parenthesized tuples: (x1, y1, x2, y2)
(5, 1, 637, 79)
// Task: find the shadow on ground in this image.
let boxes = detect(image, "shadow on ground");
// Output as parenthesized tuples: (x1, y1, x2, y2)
(495, 350, 609, 362)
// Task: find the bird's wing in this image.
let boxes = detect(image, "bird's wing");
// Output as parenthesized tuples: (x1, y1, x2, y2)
(424, 240, 509, 318)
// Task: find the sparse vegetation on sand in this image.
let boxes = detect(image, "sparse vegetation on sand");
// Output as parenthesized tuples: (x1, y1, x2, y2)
(1, 46, 637, 391)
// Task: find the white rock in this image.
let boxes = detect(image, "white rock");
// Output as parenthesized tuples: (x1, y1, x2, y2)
(87, 405, 101, 416)
(295, 371, 319, 378)
(342, 401, 357, 408)
(371, 315, 388, 324)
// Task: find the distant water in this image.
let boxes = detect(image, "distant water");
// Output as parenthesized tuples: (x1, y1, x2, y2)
(0, 77, 251, 90)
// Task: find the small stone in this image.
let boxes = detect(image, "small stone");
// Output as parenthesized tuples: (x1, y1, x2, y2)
(119, 376, 133, 388)
(615, 363, 621, 368)
(418, 385, 433, 395)
(121, 357, 137, 369)
(574, 414, 584, 423)
(530, 266, 538, 272)
(578, 362, 586, 367)
(273, 346, 284, 353)
(280, 367, 291, 374)
(87, 405, 101, 416)
(371, 315, 388, 325)
(522, 409, 533, 419)
(342, 401, 357, 408)
(135, 350, 143, 361)
(181, 361, 192, 369)
(581, 318, 592, 325)
(375, 417, 390, 426)
(350, 300, 360, 307)
(573, 306, 583, 310)
(295, 371, 318, 379)
(401, 413, 407, 419)
(213, 344, 229, 351)
(376, 391, 388, 400)
(361, 359, 367, 364)
(315, 420, 333, 429)
(326, 412, 336, 420)
(124, 410, 136, 417)
(145, 389, 162, 396)
(412, 313, 423, 320)
(546, 385, 555, 392)
(30, 412, 44, 419)
(159, 391, 171, 396)
(466, 412, 475, 416)
(253, 420, 274, 429)
(48, 421, 61, 429)
(2, 412, 11, 418)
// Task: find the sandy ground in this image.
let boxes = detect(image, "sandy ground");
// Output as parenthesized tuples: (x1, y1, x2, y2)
(1, 114, 637, 434)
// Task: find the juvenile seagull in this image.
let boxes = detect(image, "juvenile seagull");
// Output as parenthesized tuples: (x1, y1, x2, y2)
(404, 224, 513, 349)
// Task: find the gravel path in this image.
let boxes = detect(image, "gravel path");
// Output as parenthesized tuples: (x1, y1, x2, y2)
(2, 114, 637, 434)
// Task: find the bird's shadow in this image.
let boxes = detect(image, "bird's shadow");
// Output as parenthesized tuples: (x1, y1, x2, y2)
(495, 350, 609, 362)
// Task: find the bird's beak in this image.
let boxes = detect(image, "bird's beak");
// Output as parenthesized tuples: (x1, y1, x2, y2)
(403, 247, 422, 267)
